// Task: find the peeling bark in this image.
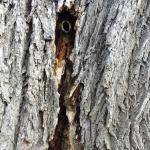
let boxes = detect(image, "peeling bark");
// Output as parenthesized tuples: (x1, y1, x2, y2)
(0, 0, 150, 150)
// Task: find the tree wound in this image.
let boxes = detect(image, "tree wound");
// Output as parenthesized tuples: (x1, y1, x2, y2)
(50, 6, 83, 150)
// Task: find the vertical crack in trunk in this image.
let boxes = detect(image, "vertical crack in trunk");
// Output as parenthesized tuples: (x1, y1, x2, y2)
(13, 4, 33, 148)
(49, 6, 83, 150)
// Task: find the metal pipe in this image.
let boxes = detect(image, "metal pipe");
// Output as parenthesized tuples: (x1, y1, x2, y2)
(61, 20, 71, 33)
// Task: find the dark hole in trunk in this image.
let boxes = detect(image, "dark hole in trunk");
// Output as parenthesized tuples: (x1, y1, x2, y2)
(49, 6, 78, 150)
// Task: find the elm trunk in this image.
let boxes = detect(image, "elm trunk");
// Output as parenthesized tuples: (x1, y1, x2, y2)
(0, 0, 150, 150)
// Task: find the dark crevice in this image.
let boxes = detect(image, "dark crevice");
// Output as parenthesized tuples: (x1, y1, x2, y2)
(74, 83, 84, 146)
(39, 111, 44, 131)
(49, 6, 83, 150)
(49, 89, 70, 150)
(129, 124, 132, 149)
(3, 101, 8, 116)
(43, 69, 47, 101)
(8, 3, 15, 11)
(25, 0, 32, 18)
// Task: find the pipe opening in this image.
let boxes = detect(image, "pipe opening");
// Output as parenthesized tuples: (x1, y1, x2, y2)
(61, 20, 71, 33)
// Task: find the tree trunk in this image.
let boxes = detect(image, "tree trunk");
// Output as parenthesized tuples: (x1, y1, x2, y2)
(0, 0, 150, 150)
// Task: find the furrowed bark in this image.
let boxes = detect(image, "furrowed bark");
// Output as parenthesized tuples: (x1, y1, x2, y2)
(0, 0, 150, 150)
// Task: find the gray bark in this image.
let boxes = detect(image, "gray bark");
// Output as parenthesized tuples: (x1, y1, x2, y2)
(0, 0, 150, 150)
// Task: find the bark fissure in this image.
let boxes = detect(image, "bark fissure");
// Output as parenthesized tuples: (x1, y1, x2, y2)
(49, 6, 83, 150)
(43, 68, 47, 101)
(13, 14, 32, 150)
(0, 101, 8, 132)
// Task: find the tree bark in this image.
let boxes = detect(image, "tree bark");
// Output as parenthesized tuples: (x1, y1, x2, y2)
(0, 0, 150, 150)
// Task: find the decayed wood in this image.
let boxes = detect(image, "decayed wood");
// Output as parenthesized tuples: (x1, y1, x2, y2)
(0, 0, 150, 150)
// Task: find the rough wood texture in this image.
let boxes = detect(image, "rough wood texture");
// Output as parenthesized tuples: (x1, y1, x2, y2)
(0, 0, 150, 150)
